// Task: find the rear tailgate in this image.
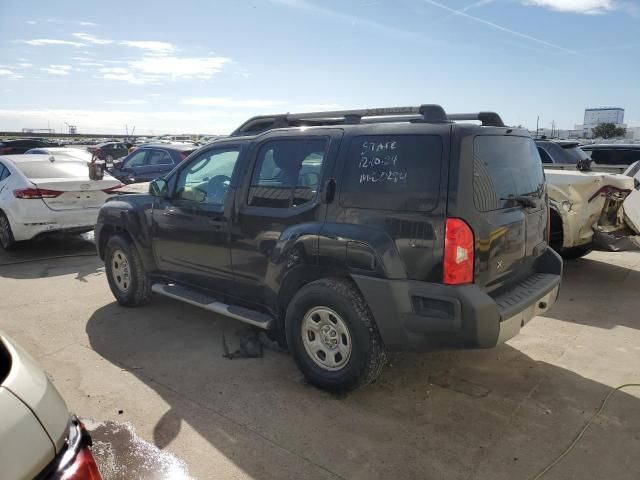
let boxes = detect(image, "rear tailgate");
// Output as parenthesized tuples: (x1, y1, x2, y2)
(462, 134, 548, 293)
(14, 160, 120, 211)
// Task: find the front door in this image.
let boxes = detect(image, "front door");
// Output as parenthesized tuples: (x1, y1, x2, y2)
(151, 146, 242, 294)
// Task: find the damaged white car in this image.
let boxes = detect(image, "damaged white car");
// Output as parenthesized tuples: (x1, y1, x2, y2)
(546, 159, 640, 258)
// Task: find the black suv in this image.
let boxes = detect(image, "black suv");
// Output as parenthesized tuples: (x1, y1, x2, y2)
(535, 139, 591, 164)
(95, 105, 562, 392)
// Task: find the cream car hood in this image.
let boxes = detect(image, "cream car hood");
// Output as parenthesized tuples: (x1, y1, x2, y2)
(0, 332, 69, 456)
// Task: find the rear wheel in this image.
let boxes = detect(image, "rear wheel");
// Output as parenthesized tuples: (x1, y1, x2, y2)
(0, 212, 16, 250)
(285, 278, 386, 392)
(105, 234, 151, 306)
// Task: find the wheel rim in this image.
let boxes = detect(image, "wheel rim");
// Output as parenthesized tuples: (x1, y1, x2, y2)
(301, 306, 352, 371)
(111, 249, 131, 293)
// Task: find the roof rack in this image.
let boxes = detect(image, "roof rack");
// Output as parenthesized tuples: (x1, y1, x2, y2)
(229, 104, 505, 136)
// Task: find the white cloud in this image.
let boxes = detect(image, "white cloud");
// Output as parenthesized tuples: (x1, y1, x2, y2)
(79, 62, 104, 67)
(130, 56, 230, 79)
(41, 64, 72, 75)
(72, 32, 113, 45)
(523, 0, 615, 13)
(104, 99, 150, 105)
(26, 20, 37, 25)
(0, 69, 16, 76)
(181, 97, 286, 108)
(121, 40, 176, 54)
(79, 21, 98, 26)
(17, 38, 86, 47)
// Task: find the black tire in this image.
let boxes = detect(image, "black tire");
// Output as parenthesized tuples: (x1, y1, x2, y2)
(104, 234, 152, 307)
(0, 211, 16, 250)
(559, 246, 592, 260)
(285, 278, 386, 392)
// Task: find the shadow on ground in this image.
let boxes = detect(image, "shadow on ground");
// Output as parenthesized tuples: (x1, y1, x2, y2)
(0, 232, 99, 280)
(550, 255, 640, 330)
(86, 296, 640, 480)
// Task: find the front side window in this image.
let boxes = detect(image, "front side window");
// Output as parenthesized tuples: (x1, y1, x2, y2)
(473, 136, 544, 211)
(124, 151, 148, 168)
(176, 148, 240, 205)
(248, 138, 328, 208)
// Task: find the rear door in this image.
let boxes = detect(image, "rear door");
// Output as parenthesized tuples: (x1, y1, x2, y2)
(463, 134, 546, 292)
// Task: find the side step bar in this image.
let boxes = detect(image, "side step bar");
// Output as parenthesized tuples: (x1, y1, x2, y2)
(151, 283, 273, 330)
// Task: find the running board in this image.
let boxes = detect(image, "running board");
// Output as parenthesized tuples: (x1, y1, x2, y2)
(151, 283, 273, 330)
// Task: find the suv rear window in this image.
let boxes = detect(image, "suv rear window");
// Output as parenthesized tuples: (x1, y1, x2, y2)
(473, 136, 544, 211)
(340, 135, 442, 211)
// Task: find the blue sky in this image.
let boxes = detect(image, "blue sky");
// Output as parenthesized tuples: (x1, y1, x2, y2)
(0, 0, 638, 134)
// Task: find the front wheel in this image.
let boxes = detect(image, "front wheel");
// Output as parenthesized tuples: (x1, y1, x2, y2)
(105, 234, 152, 307)
(285, 278, 386, 392)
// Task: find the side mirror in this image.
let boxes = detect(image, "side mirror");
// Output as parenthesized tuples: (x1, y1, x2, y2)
(149, 178, 169, 198)
(112, 159, 123, 169)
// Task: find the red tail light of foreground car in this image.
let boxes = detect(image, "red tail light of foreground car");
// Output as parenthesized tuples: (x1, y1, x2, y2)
(47, 417, 102, 480)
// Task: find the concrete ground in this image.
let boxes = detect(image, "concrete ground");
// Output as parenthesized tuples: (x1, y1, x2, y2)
(1, 235, 639, 480)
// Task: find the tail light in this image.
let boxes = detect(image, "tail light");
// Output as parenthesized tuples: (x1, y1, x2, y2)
(443, 218, 474, 285)
(14, 187, 63, 199)
(60, 447, 102, 480)
(102, 184, 124, 193)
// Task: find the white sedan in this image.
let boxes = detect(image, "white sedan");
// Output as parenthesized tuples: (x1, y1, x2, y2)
(0, 155, 122, 249)
(0, 330, 101, 479)
(24, 147, 94, 163)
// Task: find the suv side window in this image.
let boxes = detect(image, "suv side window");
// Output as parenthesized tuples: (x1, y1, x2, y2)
(176, 148, 240, 205)
(340, 135, 442, 211)
(248, 138, 328, 208)
(537, 146, 554, 163)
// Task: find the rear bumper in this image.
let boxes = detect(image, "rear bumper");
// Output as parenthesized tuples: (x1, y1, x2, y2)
(8, 206, 99, 241)
(352, 247, 562, 351)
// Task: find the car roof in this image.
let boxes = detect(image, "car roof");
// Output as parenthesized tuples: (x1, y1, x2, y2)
(581, 143, 640, 150)
(136, 143, 195, 151)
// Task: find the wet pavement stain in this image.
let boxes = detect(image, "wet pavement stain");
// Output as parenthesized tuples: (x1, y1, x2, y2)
(83, 419, 193, 480)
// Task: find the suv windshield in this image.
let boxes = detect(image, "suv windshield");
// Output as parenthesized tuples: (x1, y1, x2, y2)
(473, 136, 544, 211)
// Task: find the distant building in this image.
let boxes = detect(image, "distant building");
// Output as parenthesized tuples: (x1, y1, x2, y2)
(583, 107, 624, 126)
(574, 108, 626, 138)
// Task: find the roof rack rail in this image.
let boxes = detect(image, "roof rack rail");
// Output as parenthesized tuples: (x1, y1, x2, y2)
(447, 112, 505, 127)
(229, 105, 505, 136)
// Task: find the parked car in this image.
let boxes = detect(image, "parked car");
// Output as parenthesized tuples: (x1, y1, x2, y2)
(546, 168, 637, 257)
(0, 139, 54, 155)
(0, 330, 101, 479)
(108, 144, 196, 184)
(95, 104, 562, 392)
(535, 139, 591, 165)
(87, 142, 129, 162)
(581, 144, 640, 166)
(0, 155, 122, 249)
(25, 147, 93, 163)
